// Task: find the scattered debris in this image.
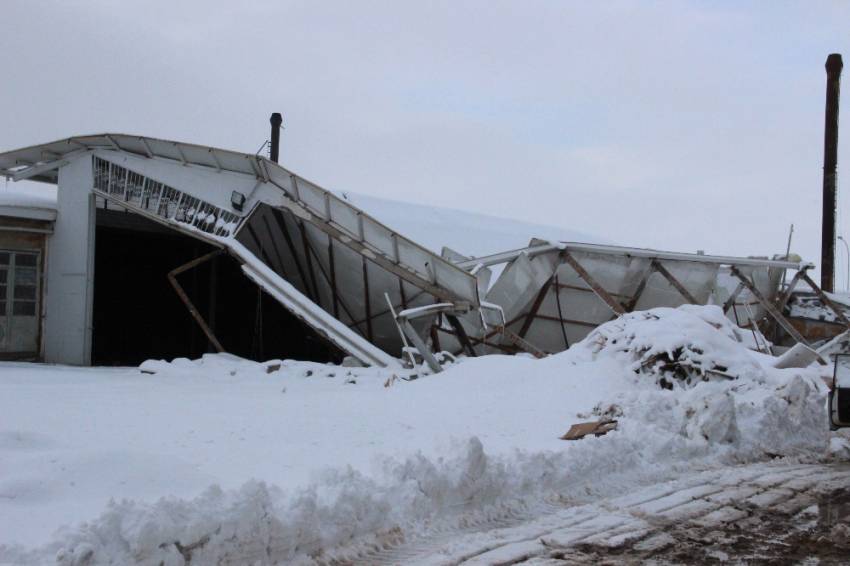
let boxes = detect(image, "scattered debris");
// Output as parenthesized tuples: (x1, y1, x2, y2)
(575, 306, 764, 388)
(772, 342, 824, 369)
(560, 419, 618, 440)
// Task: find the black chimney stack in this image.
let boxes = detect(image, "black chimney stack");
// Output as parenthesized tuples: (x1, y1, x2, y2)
(269, 112, 282, 163)
(822, 54, 843, 292)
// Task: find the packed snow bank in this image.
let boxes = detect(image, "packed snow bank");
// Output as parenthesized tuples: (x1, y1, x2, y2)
(0, 306, 838, 564)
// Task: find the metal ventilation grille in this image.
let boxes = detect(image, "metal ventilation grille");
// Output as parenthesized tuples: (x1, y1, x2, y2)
(92, 156, 240, 237)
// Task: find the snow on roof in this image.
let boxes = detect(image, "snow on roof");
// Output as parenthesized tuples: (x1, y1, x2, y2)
(0, 132, 603, 256)
(342, 191, 604, 258)
(0, 180, 57, 221)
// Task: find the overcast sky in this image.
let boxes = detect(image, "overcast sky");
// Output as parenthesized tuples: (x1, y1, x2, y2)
(1, 2, 849, 281)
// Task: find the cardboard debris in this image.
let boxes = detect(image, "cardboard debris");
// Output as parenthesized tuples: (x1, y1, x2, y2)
(560, 419, 618, 440)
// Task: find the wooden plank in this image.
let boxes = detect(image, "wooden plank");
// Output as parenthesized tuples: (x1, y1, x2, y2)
(800, 271, 850, 327)
(552, 282, 632, 300)
(446, 314, 476, 356)
(722, 282, 745, 313)
(562, 250, 626, 315)
(517, 274, 555, 338)
(652, 260, 698, 304)
(167, 250, 225, 353)
(532, 313, 599, 328)
(730, 267, 809, 346)
(625, 265, 654, 312)
(776, 269, 805, 311)
(502, 328, 547, 358)
(553, 273, 569, 349)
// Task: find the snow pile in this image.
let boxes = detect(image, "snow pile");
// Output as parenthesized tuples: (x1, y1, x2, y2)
(571, 305, 766, 388)
(0, 305, 836, 565)
(573, 305, 828, 459)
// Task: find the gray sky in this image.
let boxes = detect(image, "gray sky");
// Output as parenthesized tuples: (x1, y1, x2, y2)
(2, 2, 849, 280)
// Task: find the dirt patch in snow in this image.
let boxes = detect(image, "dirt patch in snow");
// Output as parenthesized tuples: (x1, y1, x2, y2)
(538, 486, 850, 565)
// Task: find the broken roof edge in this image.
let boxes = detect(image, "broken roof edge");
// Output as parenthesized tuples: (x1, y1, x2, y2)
(0, 133, 481, 306)
(0, 133, 271, 181)
(455, 241, 813, 271)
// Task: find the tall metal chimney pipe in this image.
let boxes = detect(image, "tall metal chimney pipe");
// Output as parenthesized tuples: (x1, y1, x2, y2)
(269, 112, 283, 163)
(822, 54, 843, 292)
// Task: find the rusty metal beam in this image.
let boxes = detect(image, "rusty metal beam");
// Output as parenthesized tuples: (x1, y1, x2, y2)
(722, 282, 745, 313)
(553, 273, 569, 349)
(533, 313, 599, 328)
(446, 314, 477, 356)
(562, 250, 626, 315)
(730, 267, 809, 346)
(430, 323, 441, 352)
(552, 282, 632, 300)
(652, 260, 699, 304)
(625, 265, 654, 312)
(168, 250, 225, 353)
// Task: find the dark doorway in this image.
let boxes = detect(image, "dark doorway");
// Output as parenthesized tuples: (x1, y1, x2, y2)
(92, 208, 342, 366)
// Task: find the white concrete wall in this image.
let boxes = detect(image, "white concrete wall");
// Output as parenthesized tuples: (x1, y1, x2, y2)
(44, 155, 96, 365)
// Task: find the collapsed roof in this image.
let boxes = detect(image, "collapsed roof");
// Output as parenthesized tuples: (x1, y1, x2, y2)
(0, 134, 840, 369)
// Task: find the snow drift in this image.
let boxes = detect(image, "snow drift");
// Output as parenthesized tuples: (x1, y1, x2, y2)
(0, 305, 837, 565)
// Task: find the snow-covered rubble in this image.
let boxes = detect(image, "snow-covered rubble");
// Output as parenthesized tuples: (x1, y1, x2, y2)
(572, 305, 768, 387)
(0, 305, 841, 565)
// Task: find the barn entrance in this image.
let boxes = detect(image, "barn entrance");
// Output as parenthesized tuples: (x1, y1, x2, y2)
(91, 206, 342, 366)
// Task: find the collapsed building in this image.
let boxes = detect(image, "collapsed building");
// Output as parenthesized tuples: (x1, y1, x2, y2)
(0, 128, 847, 369)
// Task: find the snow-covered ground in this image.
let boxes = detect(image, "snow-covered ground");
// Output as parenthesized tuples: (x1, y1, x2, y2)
(1, 305, 845, 564)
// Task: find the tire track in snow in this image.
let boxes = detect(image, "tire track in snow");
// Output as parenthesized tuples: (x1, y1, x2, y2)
(327, 463, 844, 566)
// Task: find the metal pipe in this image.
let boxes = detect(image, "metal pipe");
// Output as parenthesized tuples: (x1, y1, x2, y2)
(455, 242, 810, 272)
(822, 53, 843, 292)
(269, 112, 282, 163)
